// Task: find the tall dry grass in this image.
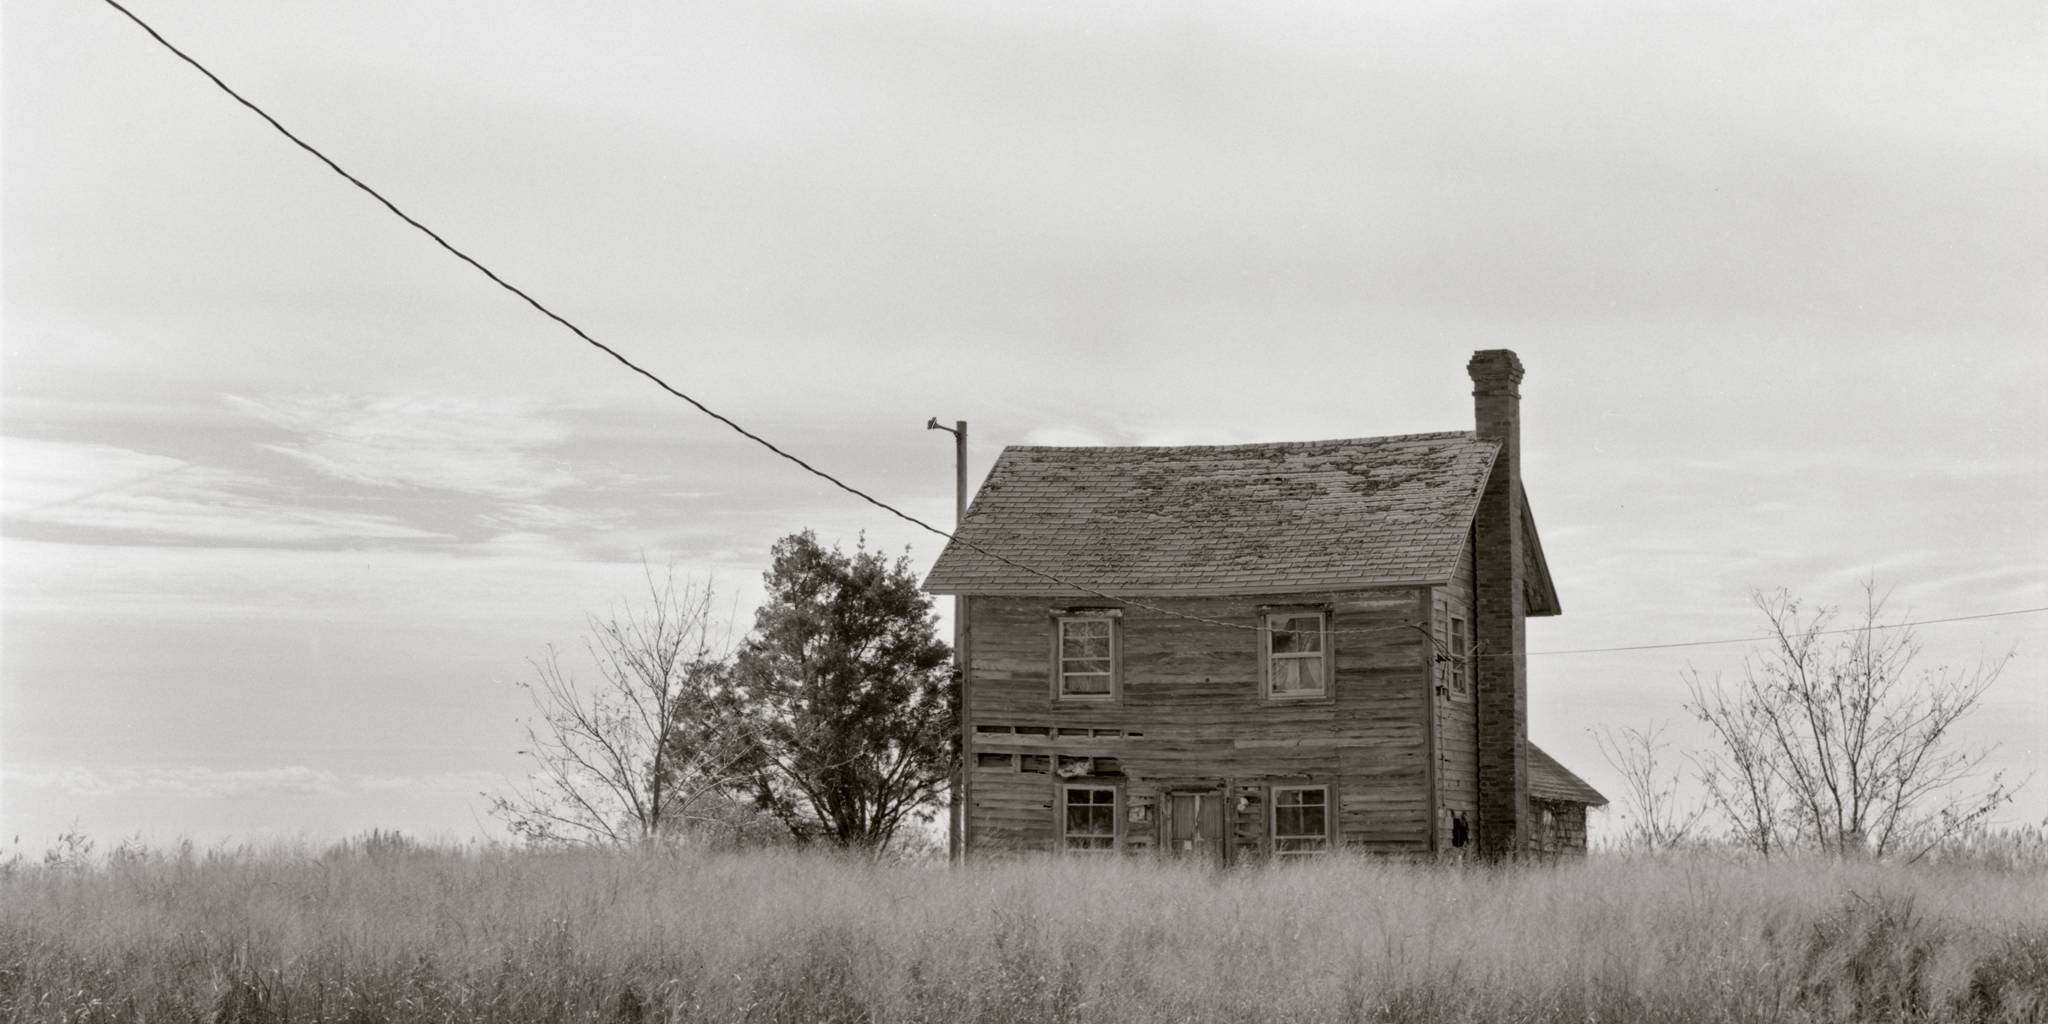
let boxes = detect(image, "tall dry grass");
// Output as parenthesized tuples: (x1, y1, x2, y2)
(3, 839, 2044, 1023)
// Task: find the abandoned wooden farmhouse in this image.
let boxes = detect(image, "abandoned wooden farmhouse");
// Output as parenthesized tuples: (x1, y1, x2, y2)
(924, 350, 1605, 860)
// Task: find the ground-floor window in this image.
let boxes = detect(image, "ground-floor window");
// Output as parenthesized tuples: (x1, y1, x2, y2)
(1061, 784, 1118, 853)
(1271, 785, 1332, 855)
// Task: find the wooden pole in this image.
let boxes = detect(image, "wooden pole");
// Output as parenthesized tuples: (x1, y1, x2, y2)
(929, 418, 968, 863)
(953, 421, 967, 864)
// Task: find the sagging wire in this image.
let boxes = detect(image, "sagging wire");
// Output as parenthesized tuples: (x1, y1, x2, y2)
(93, 2, 2048, 658)
(93, 0, 1432, 641)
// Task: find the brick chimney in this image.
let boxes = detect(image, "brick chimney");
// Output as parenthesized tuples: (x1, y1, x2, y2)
(1468, 350, 1528, 859)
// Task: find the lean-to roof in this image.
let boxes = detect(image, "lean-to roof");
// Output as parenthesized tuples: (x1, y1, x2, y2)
(1529, 743, 1609, 807)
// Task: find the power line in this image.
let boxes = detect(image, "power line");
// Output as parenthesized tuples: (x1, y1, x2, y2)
(1516, 605, 2048, 659)
(92, 0, 1420, 642)
(97, 2, 2048, 659)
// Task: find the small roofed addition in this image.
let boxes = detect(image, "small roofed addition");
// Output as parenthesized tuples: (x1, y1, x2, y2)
(1529, 742, 1608, 855)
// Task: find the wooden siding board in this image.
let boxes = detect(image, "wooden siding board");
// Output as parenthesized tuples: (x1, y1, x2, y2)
(966, 590, 1433, 854)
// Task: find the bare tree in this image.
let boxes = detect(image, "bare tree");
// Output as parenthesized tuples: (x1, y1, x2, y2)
(490, 567, 752, 846)
(1595, 721, 1706, 851)
(1685, 581, 2018, 859)
(1688, 665, 1790, 857)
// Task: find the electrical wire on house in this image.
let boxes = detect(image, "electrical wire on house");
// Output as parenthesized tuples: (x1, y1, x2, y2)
(96, 0, 2048, 658)
(1515, 605, 2048, 659)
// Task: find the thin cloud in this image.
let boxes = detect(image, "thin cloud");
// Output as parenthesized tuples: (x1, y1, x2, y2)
(4, 765, 502, 801)
(480, 502, 631, 533)
(227, 394, 587, 500)
(11, 765, 342, 800)
(2, 437, 444, 544)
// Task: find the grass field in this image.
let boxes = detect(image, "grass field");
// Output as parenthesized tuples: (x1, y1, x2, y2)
(3, 839, 2044, 1023)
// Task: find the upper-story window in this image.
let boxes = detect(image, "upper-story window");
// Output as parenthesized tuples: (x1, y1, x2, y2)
(1054, 613, 1119, 700)
(1261, 610, 1329, 699)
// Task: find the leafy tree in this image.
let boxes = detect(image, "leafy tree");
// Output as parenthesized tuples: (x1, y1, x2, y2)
(726, 531, 954, 851)
(491, 567, 752, 846)
(1685, 581, 2017, 859)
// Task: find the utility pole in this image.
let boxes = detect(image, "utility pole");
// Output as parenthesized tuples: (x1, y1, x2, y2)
(927, 418, 967, 863)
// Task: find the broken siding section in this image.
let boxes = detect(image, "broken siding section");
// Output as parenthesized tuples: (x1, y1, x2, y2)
(1532, 799, 1589, 855)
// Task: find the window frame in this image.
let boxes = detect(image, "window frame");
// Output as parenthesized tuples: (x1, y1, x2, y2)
(1446, 616, 1471, 702)
(1058, 782, 1122, 854)
(1258, 607, 1333, 701)
(1050, 610, 1122, 703)
(1269, 784, 1334, 857)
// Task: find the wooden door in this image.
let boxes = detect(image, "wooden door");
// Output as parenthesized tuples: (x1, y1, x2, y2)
(1167, 791, 1225, 862)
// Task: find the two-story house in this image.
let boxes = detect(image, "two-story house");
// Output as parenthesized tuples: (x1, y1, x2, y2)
(924, 350, 1604, 860)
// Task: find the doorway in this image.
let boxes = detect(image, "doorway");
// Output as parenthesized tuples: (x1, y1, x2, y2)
(1166, 790, 1226, 863)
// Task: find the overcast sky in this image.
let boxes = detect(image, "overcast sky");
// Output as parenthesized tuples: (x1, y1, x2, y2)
(4, 0, 2043, 851)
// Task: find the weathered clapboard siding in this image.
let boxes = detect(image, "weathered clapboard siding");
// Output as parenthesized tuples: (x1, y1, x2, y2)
(965, 589, 1432, 856)
(1433, 535, 1480, 850)
(967, 764, 1057, 853)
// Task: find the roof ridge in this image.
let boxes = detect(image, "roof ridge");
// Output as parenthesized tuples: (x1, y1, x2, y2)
(1005, 429, 1481, 454)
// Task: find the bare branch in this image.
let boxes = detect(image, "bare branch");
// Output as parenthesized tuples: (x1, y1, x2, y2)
(1595, 721, 1706, 851)
(1684, 578, 2016, 859)
(490, 563, 749, 847)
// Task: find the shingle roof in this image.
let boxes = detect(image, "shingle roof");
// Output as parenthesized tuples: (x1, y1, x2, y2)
(923, 432, 1500, 596)
(1529, 743, 1608, 807)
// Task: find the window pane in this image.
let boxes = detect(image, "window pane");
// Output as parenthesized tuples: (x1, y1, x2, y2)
(1063, 671, 1111, 695)
(1066, 807, 1113, 834)
(1271, 615, 1323, 654)
(1288, 616, 1323, 651)
(1450, 619, 1469, 695)
(1270, 622, 1300, 654)
(1065, 787, 1116, 847)
(1276, 807, 1303, 835)
(1061, 620, 1110, 658)
(1063, 659, 1111, 675)
(1271, 656, 1323, 694)
(1063, 635, 1111, 659)
(1298, 658, 1323, 690)
(1274, 788, 1328, 849)
(1275, 807, 1324, 837)
(1272, 658, 1298, 692)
